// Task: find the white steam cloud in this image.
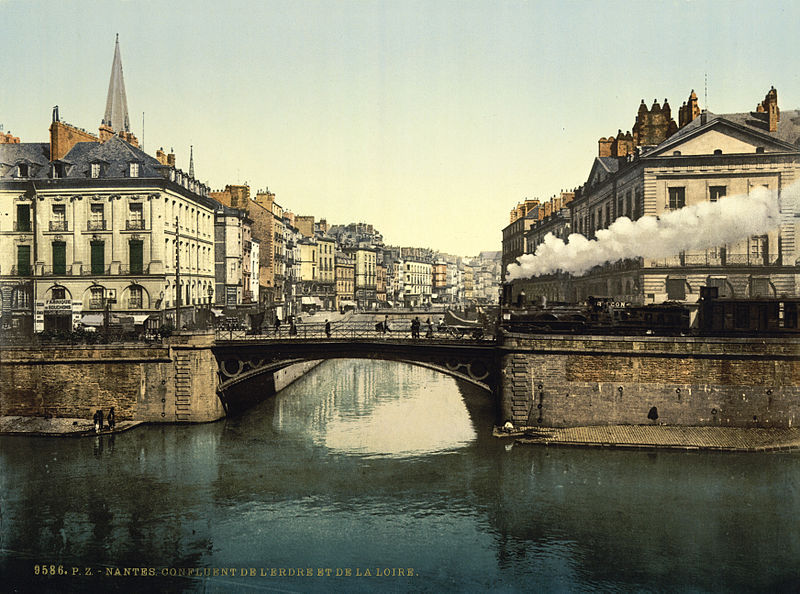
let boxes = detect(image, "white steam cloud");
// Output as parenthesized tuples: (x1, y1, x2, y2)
(507, 183, 798, 280)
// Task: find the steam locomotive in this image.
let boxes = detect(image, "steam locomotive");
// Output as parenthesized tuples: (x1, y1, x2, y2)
(500, 288, 800, 336)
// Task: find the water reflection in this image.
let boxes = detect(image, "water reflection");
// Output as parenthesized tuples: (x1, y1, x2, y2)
(273, 360, 476, 457)
(1, 359, 799, 592)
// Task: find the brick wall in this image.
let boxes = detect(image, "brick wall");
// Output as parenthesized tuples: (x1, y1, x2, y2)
(501, 333, 800, 428)
(49, 120, 99, 161)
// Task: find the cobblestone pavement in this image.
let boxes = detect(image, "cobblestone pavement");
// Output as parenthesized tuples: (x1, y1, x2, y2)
(510, 425, 800, 452)
(0, 416, 142, 437)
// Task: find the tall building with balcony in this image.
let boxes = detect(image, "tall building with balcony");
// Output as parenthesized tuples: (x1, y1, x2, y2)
(316, 236, 336, 310)
(214, 205, 251, 308)
(0, 115, 216, 331)
(335, 250, 355, 311)
(0, 37, 217, 332)
(401, 259, 432, 308)
(345, 247, 377, 310)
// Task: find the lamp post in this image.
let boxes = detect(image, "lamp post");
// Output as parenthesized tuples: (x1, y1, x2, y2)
(103, 288, 117, 340)
(175, 215, 181, 329)
(207, 285, 214, 329)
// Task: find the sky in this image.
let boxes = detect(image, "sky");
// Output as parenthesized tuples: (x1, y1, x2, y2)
(2, 0, 800, 256)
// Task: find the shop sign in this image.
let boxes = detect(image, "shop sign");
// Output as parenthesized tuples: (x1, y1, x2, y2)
(44, 299, 73, 313)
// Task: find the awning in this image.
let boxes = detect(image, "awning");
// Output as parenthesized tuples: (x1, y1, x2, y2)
(301, 297, 324, 306)
(340, 300, 357, 307)
(132, 314, 150, 325)
(80, 314, 104, 326)
(211, 308, 225, 317)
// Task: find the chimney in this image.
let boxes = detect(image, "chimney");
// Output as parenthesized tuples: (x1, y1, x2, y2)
(761, 86, 779, 132)
(156, 148, 168, 165)
(99, 123, 114, 142)
(679, 90, 700, 128)
(598, 136, 613, 157)
(50, 118, 99, 161)
(167, 150, 176, 168)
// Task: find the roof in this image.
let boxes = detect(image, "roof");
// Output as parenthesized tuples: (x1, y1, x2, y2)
(0, 136, 220, 210)
(0, 136, 163, 181)
(0, 142, 50, 178)
(654, 109, 800, 150)
(714, 109, 800, 146)
(644, 112, 800, 159)
(596, 156, 621, 174)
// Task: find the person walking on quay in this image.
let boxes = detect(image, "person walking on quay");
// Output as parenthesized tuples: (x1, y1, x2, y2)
(383, 314, 389, 335)
(274, 317, 281, 335)
(93, 409, 103, 433)
(325, 319, 331, 338)
(425, 317, 434, 338)
(411, 316, 420, 339)
(107, 407, 116, 431)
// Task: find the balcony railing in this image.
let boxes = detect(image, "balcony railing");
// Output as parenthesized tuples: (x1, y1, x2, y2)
(84, 266, 110, 276)
(49, 221, 68, 231)
(42, 265, 69, 275)
(119, 265, 147, 275)
(648, 253, 769, 268)
(87, 220, 107, 231)
(125, 219, 145, 230)
(10, 266, 32, 276)
(13, 222, 32, 232)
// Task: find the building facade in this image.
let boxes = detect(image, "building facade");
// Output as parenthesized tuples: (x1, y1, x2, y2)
(0, 116, 216, 332)
(506, 88, 800, 307)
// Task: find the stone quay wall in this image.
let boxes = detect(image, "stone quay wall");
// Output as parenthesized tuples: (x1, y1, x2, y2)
(0, 333, 224, 424)
(500, 333, 800, 429)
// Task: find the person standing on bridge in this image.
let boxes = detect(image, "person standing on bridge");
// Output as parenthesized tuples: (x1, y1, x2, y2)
(325, 319, 331, 338)
(383, 314, 389, 334)
(411, 317, 420, 339)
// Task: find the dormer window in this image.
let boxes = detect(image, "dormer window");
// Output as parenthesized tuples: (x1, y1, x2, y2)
(91, 163, 101, 178)
(17, 164, 29, 177)
(52, 163, 66, 178)
(129, 162, 139, 177)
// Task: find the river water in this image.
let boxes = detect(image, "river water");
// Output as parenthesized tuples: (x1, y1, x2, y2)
(2, 359, 799, 592)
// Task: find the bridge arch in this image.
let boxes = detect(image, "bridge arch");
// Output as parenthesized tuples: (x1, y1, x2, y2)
(212, 339, 500, 415)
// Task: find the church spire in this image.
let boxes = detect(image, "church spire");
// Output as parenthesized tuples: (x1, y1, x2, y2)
(102, 34, 130, 133)
(189, 145, 195, 178)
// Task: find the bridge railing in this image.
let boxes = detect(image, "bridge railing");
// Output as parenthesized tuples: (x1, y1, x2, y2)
(215, 321, 493, 342)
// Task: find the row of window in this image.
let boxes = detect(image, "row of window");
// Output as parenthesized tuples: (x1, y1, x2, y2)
(5, 285, 145, 310)
(13, 203, 144, 233)
(13, 240, 145, 276)
(14, 162, 140, 179)
(13, 199, 215, 237)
